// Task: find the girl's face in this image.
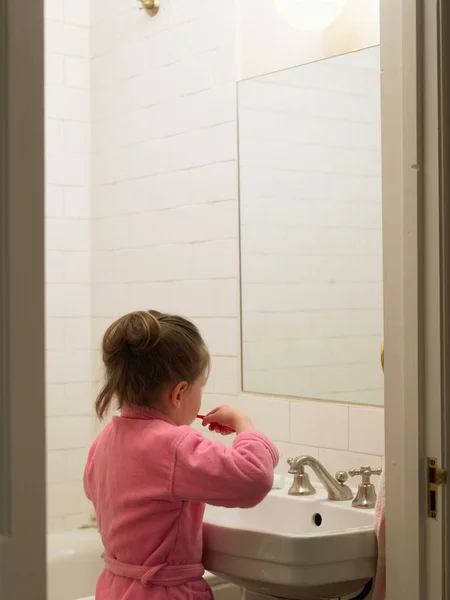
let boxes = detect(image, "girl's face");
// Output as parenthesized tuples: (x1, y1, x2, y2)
(168, 371, 207, 426)
(180, 373, 205, 426)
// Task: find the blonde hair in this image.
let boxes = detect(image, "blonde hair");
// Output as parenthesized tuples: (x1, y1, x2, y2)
(95, 310, 209, 419)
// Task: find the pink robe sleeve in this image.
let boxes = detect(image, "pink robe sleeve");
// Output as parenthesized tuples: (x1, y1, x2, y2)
(171, 429, 279, 508)
(83, 438, 99, 501)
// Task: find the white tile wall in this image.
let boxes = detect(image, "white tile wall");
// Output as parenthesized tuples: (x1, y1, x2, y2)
(45, 0, 384, 531)
(45, 0, 93, 531)
(89, 0, 384, 493)
(349, 406, 385, 455)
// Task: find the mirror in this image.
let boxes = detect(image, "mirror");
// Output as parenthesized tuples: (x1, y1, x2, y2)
(238, 46, 383, 406)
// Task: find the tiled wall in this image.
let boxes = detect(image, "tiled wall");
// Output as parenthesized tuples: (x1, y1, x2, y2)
(90, 0, 384, 492)
(90, 0, 239, 392)
(45, 0, 385, 531)
(45, 0, 93, 531)
(239, 47, 384, 405)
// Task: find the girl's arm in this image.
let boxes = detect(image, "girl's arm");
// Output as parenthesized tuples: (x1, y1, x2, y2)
(83, 435, 102, 501)
(171, 428, 279, 508)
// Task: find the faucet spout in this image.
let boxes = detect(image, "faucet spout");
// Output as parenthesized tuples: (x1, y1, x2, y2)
(288, 456, 353, 501)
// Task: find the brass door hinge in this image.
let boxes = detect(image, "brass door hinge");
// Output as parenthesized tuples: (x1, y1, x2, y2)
(428, 457, 447, 519)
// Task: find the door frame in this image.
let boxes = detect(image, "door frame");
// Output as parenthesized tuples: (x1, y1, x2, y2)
(381, 0, 448, 598)
(0, 0, 46, 598)
(440, 0, 450, 596)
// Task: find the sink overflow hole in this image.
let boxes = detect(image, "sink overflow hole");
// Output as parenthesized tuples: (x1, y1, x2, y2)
(312, 513, 322, 527)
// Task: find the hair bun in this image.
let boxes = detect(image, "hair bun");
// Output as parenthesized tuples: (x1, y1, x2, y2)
(124, 311, 161, 351)
(103, 311, 161, 358)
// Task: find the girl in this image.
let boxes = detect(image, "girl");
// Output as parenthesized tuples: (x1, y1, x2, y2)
(84, 310, 279, 600)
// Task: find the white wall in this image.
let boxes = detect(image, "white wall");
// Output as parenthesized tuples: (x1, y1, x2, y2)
(90, 0, 384, 494)
(238, 0, 322, 80)
(238, 0, 380, 80)
(239, 47, 384, 405)
(45, 0, 93, 531)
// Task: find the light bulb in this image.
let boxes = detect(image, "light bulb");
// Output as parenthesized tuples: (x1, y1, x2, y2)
(274, 0, 346, 31)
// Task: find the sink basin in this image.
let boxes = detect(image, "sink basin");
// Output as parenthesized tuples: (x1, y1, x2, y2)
(203, 484, 376, 600)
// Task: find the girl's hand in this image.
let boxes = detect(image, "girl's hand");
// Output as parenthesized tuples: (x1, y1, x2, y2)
(205, 422, 234, 436)
(202, 405, 254, 435)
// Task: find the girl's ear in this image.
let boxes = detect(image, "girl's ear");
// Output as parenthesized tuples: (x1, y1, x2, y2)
(169, 381, 189, 409)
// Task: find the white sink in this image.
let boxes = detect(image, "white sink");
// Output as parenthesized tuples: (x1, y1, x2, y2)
(203, 484, 376, 600)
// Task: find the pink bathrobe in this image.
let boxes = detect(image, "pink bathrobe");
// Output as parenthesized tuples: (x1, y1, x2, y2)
(84, 406, 279, 600)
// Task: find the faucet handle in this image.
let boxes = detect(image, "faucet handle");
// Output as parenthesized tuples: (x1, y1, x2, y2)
(348, 467, 382, 509)
(286, 457, 316, 496)
(349, 466, 382, 482)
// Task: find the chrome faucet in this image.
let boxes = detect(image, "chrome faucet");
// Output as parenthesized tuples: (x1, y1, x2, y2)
(287, 456, 353, 501)
(349, 466, 382, 509)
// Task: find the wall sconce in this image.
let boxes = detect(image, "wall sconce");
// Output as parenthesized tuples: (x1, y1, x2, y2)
(138, 0, 160, 16)
(274, 0, 346, 31)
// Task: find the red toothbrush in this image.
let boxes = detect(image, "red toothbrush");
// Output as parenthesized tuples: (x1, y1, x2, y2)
(197, 414, 235, 434)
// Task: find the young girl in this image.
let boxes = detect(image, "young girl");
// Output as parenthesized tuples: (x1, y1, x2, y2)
(84, 310, 279, 600)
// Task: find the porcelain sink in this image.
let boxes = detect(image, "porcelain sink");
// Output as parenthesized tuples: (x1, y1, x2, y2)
(203, 484, 376, 600)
